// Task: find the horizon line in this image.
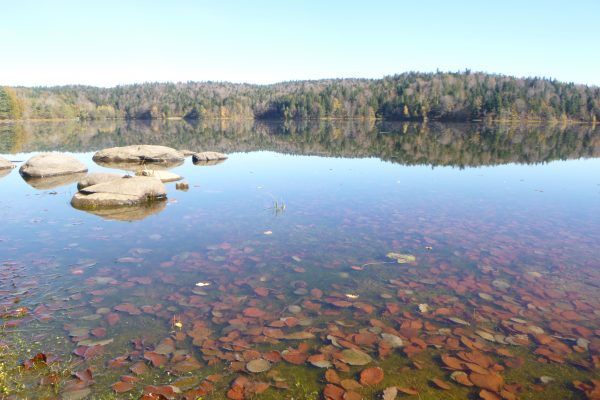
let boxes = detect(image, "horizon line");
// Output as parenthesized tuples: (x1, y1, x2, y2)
(4, 69, 598, 90)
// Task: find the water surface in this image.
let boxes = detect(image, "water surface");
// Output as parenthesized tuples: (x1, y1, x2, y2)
(1, 121, 599, 399)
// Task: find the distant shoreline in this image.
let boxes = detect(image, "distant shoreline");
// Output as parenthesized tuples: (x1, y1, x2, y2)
(2, 72, 599, 123)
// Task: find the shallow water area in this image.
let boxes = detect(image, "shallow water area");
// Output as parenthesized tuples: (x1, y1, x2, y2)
(1, 120, 599, 399)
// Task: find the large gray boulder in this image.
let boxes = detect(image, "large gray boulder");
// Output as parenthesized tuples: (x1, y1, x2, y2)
(19, 153, 88, 178)
(93, 145, 184, 165)
(77, 172, 123, 190)
(0, 156, 15, 170)
(71, 176, 166, 209)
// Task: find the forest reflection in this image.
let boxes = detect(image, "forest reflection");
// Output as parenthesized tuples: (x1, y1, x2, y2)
(1, 119, 598, 167)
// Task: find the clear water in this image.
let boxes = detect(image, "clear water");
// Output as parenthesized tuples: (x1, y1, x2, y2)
(0, 120, 599, 399)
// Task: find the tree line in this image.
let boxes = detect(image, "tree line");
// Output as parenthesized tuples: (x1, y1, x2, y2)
(2, 71, 599, 122)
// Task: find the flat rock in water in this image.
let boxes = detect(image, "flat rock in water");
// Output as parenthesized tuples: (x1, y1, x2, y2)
(246, 358, 271, 373)
(19, 153, 88, 178)
(77, 172, 123, 189)
(136, 169, 182, 183)
(93, 145, 184, 165)
(192, 151, 228, 165)
(71, 176, 166, 208)
(381, 333, 404, 348)
(339, 348, 373, 366)
(0, 155, 15, 170)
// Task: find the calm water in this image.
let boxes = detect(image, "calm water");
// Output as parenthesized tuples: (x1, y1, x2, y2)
(0, 121, 599, 400)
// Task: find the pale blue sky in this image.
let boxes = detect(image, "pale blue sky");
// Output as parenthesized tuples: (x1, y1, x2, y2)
(1, 0, 599, 87)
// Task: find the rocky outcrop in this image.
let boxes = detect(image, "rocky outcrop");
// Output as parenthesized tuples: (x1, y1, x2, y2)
(135, 169, 182, 183)
(93, 145, 184, 165)
(19, 153, 88, 178)
(77, 172, 123, 190)
(71, 176, 166, 209)
(0, 156, 15, 170)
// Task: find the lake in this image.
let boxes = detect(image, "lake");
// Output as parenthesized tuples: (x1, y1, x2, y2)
(1, 120, 599, 400)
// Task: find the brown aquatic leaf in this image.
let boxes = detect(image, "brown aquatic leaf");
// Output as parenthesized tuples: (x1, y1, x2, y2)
(469, 372, 504, 393)
(479, 389, 502, 400)
(352, 332, 378, 346)
(114, 303, 142, 315)
(108, 356, 129, 369)
(440, 354, 464, 370)
(359, 367, 384, 385)
(112, 381, 135, 393)
(457, 351, 492, 368)
(143, 385, 181, 398)
(74, 368, 94, 384)
(331, 300, 353, 308)
(343, 391, 362, 400)
(90, 327, 106, 338)
(105, 312, 120, 326)
(396, 386, 419, 395)
(144, 351, 168, 367)
(171, 357, 202, 373)
(282, 349, 308, 365)
(253, 287, 269, 297)
(431, 378, 451, 390)
(323, 384, 345, 400)
(83, 345, 104, 360)
(323, 369, 340, 385)
(130, 361, 149, 375)
(243, 307, 266, 318)
(340, 379, 362, 391)
(263, 351, 282, 363)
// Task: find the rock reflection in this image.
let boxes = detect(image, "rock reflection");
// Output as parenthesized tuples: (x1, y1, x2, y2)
(71, 200, 166, 221)
(21, 172, 87, 190)
(93, 159, 184, 172)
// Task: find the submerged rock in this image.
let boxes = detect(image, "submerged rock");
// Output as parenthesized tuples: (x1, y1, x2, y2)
(339, 348, 373, 366)
(19, 153, 88, 178)
(136, 169, 182, 183)
(77, 172, 123, 190)
(0, 155, 15, 170)
(192, 151, 228, 165)
(71, 176, 166, 209)
(93, 145, 184, 165)
(246, 358, 271, 373)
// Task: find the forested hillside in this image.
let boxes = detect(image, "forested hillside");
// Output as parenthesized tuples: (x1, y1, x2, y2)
(2, 72, 599, 122)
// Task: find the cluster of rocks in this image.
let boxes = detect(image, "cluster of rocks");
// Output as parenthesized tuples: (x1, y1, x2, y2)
(4, 145, 228, 220)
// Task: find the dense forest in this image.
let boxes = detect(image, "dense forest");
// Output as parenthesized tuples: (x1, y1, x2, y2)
(1, 72, 599, 123)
